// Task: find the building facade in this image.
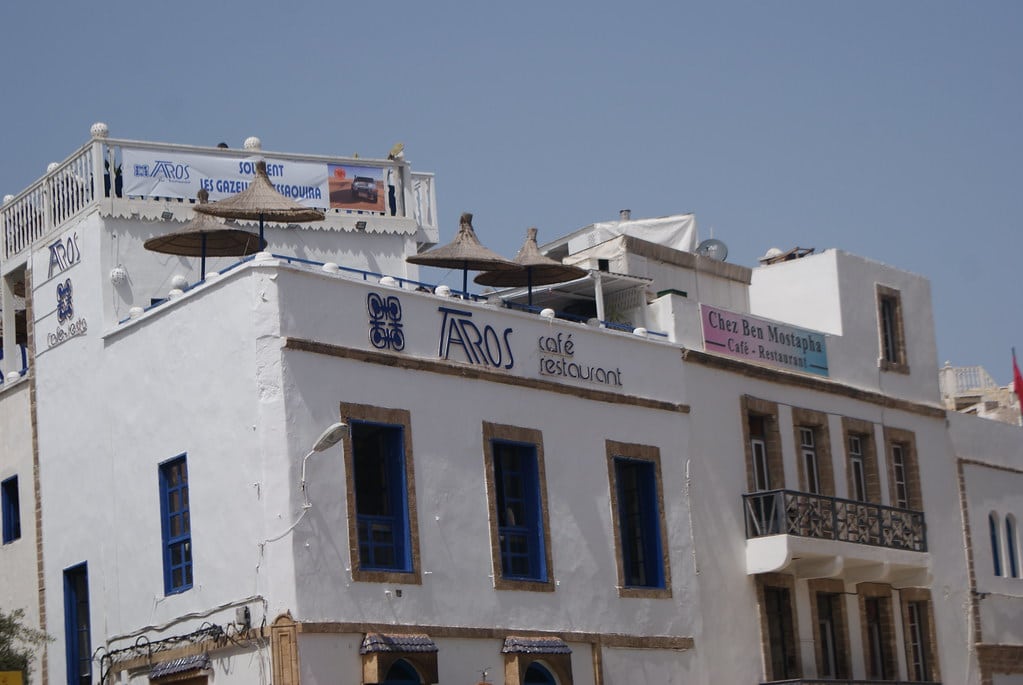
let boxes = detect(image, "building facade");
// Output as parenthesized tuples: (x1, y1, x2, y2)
(0, 125, 1020, 684)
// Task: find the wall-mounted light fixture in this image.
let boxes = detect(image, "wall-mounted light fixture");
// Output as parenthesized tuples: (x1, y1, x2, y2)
(355, 220, 368, 230)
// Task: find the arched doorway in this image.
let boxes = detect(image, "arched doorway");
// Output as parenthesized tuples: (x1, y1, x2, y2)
(523, 661, 557, 685)
(382, 657, 422, 684)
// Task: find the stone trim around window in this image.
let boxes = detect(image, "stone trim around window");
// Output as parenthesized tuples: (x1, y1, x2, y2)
(755, 573, 801, 682)
(741, 396, 785, 493)
(808, 578, 851, 679)
(899, 588, 941, 682)
(883, 426, 923, 511)
(339, 402, 422, 585)
(857, 582, 899, 681)
(876, 284, 910, 374)
(482, 422, 555, 592)
(605, 440, 672, 599)
(841, 417, 882, 503)
(791, 407, 835, 496)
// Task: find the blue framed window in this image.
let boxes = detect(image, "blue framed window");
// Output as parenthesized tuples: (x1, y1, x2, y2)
(1007, 515, 1019, 579)
(352, 421, 412, 572)
(608, 440, 670, 595)
(990, 512, 1003, 577)
(159, 456, 192, 594)
(63, 562, 91, 685)
(2, 475, 21, 543)
(493, 440, 546, 582)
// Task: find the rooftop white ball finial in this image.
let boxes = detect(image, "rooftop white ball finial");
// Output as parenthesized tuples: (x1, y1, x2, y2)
(47, 162, 60, 173)
(540, 308, 556, 320)
(170, 275, 189, 291)
(243, 136, 262, 151)
(3, 195, 14, 205)
(90, 122, 110, 139)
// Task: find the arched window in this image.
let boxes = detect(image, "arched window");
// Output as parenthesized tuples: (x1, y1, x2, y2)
(990, 512, 1003, 577)
(1007, 515, 1019, 579)
(524, 662, 558, 685)
(383, 658, 422, 685)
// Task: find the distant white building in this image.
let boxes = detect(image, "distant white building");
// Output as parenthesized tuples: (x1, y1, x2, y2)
(939, 362, 1021, 426)
(1, 125, 1020, 685)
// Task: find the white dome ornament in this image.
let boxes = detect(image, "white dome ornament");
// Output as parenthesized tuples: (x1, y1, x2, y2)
(90, 122, 110, 139)
(109, 266, 128, 286)
(243, 136, 262, 151)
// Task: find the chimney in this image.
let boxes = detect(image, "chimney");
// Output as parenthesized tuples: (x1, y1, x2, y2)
(619, 209, 631, 221)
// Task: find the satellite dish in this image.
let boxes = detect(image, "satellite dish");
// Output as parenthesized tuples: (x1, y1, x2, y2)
(696, 238, 728, 262)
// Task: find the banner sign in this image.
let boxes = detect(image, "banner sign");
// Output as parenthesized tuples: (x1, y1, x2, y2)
(701, 304, 828, 376)
(327, 163, 386, 212)
(121, 150, 328, 206)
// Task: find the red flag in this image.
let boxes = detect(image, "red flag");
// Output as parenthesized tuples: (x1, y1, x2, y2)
(1013, 349, 1023, 406)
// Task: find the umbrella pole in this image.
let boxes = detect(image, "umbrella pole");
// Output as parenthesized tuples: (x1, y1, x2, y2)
(200, 234, 207, 281)
(462, 261, 469, 299)
(259, 213, 265, 249)
(527, 268, 534, 307)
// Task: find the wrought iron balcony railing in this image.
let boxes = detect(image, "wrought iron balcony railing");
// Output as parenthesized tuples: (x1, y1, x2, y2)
(763, 680, 940, 684)
(743, 489, 926, 553)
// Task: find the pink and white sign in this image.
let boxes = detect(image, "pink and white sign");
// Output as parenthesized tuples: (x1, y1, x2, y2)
(701, 304, 829, 376)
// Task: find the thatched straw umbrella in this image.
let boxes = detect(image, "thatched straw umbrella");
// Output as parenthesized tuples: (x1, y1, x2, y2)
(144, 189, 265, 280)
(406, 212, 517, 297)
(474, 227, 588, 306)
(193, 160, 325, 245)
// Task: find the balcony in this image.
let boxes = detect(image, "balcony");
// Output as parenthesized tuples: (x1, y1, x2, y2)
(743, 490, 929, 585)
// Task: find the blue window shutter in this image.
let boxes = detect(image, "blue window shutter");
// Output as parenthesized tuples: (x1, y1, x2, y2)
(493, 441, 545, 582)
(614, 458, 664, 589)
(63, 563, 91, 685)
(159, 456, 193, 594)
(1, 476, 20, 543)
(353, 421, 412, 572)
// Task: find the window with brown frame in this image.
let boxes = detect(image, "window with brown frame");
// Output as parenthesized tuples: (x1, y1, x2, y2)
(606, 440, 671, 599)
(900, 589, 940, 682)
(842, 418, 881, 503)
(483, 422, 554, 592)
(791, 408, 834, 496)
(742, 396, 784, 493)
(877, 285, 909, 373)
(858, 583, 898, 681)
(756, 574, 801, 681)
(340, 402, 422, 584)
(883, 427, 922, 511)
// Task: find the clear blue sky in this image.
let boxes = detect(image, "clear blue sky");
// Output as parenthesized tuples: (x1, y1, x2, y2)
(2, 2, 1020, 382)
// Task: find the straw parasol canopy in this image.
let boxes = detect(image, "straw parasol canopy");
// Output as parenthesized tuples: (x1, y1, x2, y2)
(145, 189, 266, 280)
(474, 227, 587, 305)
(193, 160, 325, 244)
(406, 212, 517, 296)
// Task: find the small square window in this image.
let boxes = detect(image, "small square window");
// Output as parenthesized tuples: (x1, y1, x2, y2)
(159, 456, 192, 594)
(2, 475, 21, 544)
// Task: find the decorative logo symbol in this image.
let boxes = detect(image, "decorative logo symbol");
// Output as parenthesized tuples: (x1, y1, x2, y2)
(56, 278, 74, 324)
(134, 160, 190, 182)
(368, 292, 404, 351)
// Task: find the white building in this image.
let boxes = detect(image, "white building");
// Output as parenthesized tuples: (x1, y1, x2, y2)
(1, 125, 1021, 685)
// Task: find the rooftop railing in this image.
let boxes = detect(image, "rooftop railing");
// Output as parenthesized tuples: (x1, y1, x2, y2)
(1, 128, 438, 263)
(743, 489, 926, 553)
(118, 252, 670, 340)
